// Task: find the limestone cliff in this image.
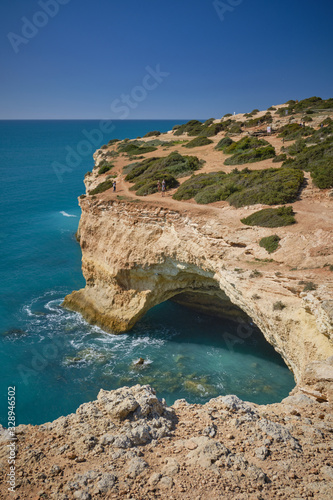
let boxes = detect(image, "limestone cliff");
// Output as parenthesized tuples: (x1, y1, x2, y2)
(63, 194, 333, 393)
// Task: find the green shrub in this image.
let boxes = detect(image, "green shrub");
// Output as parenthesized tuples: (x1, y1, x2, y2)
(278, 123, 314, 141)
(224, 146, 276, 165)
(224, 113, 232, 117)
(241, 206, 296, 227)
(107, 138, 120, 145)
(250, 269, 262, 278)
(224, 136, 269, 155)
(79, 194, 86, 199)
(285, 139, 307, 156)
(174, 168, 303, 207)
(101, 144, 108, 149)
(228, 122, 243, 134)
(89, 179, 114, 195)
(98, 163, 114, 175)
(183, 136, 213, 148)
(268, 106, 276, 111)
(302, 115, 313, 122)
(173, 120, 204, 136)
(259, 234, 281, 253)
(322, 117, 332, 126)
(273, 301, 286, 311)
(272, 154, 287, 163)
(144, 130, 161, 137)
(117, 140, 157, 155)
(302, 281, 317, 292)
(311, 163, 333, 189)
(215, 136, 234, 150)
(173, 172, 226, 201)
(288, 136, 333, 188)
(125, 152, 203, 195)
(200, 123, 225, 137)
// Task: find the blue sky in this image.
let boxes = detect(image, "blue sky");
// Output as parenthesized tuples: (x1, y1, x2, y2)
(0, 0, 332, 119)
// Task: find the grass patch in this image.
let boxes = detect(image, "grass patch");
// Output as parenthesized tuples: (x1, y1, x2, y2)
(173, 167, 303, 207)
(259, 234, 281, 253)
(183, 136, 213, 148)
(241, 206, 296, 227)
(125, 152, 203, 196)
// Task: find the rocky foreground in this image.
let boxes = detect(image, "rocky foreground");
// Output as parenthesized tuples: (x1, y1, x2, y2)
(1, 380, 333, 500)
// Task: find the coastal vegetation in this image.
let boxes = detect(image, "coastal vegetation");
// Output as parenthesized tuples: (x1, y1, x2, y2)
(183, 136, 213, 148)
(259, 235, 281, 253)
(173, 167, 303, 207)
(144, 130, 161, 137)
(98, 161, 114, 175)
(117, 140, 158, 156)
(241, 206, 296, 227)
(283, 135, 333, 189)
(125, 152, 203, 196)
(89, 179, 115, 195)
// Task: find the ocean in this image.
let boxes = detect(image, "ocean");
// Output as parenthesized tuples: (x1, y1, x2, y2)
(0, 120, 295, 426)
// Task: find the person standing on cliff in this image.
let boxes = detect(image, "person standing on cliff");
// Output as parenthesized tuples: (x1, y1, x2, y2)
(157, 180, 161, 193)
(113, 180, 116, 192)
(161, 179, 166, 197)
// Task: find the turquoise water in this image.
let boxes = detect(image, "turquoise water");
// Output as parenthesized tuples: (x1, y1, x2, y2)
(0, 120, 295, 426)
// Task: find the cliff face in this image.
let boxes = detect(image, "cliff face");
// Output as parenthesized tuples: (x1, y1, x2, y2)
(63, 196, 333, 393)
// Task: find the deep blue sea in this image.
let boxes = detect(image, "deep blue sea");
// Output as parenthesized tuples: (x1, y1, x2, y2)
(0, 120, 295, 426)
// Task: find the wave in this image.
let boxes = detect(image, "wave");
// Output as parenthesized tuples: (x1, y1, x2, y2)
(60, 211, 77, 218)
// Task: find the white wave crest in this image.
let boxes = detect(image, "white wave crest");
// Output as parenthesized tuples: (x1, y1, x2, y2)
(60, 211, 77, 218)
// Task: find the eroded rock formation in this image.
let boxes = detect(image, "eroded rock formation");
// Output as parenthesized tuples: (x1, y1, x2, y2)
(63, 196, 333, 389)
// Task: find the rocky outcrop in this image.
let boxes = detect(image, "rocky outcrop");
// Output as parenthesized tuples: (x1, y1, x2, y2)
(1, 384, 332, 499)
(63, 197, 333, 386)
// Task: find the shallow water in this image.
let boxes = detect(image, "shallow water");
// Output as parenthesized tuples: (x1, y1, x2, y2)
(0, 120, 295, 426)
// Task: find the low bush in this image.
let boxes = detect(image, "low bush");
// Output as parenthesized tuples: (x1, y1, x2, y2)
(89, 179, 114, 195)
(107, 138, 120, 146)
(259, 234, 281, 253)
(125, 152, 203, 195)
(285, 139, 307, 156)
(183, 136, 213, 148)
(200, 122, 225, 137)
(241, 206, 296, 227)
(278, 123, 314, 141)
(223, 136, 269, 154)
(117, 140, 157, 156)
(288, 136, 333, 188)
(98, 163, 114, 175)
(302, 281, 317, 292)
(311, 163, 333, 189)
(144, 130, 161, 137)
(268, 106, 276, 111)
(273, 301, 286, 311)
(224, 146, 276, 165)
(224, 113, 232, 117)
(173, 167, 303, 207)
(215, 136, 234, 150)
(173, 120, 204, 136)
(272, 154, 287, 163)
(173, 172, 226, 201)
